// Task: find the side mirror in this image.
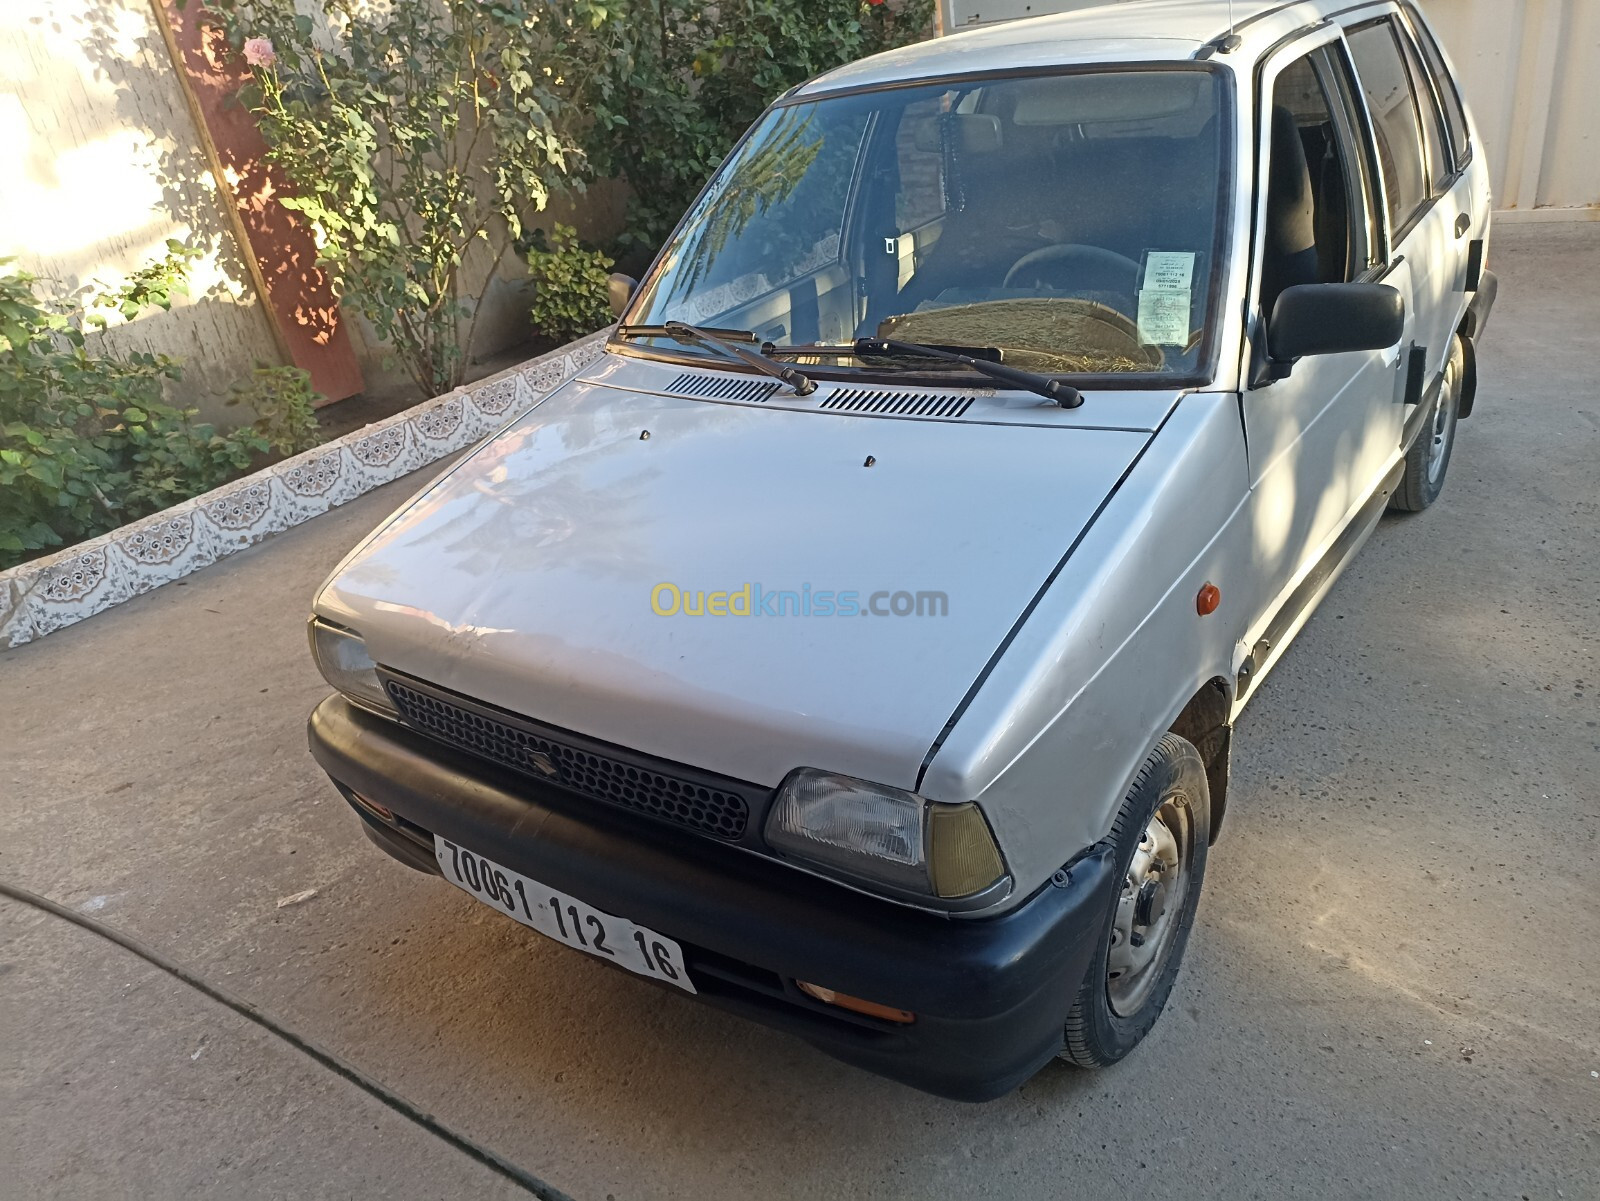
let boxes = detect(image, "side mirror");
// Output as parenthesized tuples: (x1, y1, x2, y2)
(607, 273, 639, 319)
(1268, 283, 1405, 361)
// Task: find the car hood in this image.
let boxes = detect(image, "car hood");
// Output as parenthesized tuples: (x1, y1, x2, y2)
(316, 373, 1159, 792)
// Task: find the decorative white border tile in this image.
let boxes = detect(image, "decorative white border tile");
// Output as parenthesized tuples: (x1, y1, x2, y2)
(0, 329, 612, 650)
(0, 562, 45, 647)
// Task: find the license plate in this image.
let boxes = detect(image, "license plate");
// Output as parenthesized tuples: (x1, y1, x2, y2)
(434, 837, 696, 994)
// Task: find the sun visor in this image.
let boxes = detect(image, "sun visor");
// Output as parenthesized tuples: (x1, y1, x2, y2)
(911, 112, 1003, 154)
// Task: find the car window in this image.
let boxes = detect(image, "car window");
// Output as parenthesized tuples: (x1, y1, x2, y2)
(628, 67, 1230, 380)
(1346, 19, 1431, 235)
(1395, 24, 1452, 191)
(1403, 3, 1471, 166)
(663, 104, 871, 314)
(1315, 43, 1384, 271)
(1258, 49, 1375, 319)
(895, 95, 947, 232)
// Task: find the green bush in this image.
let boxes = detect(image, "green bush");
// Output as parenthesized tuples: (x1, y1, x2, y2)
(0, 252, 269, 570)
(526, 224, 614, 344)
(210, 0, 929, 387)
(225, 364, 324, 458)
(197, 1, 929, 402)
(556, 0, 934, 257)
(208, 0, 587, 397)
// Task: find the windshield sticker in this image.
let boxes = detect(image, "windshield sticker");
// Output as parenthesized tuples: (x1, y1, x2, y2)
(1138, 252, 1196, 345)
(1138, 289, 1191, 347)
(1142, 251, 1196, 293)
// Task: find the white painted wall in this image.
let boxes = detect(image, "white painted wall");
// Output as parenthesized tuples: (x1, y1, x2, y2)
(1420, 0, 1599, 216)
(0, 0, 284, 420)
(937, 0, 1600, 218)
(0, 0, 633, 410)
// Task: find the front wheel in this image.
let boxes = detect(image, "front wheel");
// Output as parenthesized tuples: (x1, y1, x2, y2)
(1060, 733, 1210, 1068)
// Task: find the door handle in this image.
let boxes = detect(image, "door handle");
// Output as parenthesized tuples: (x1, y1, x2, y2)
(1455, 213, 1471, 239)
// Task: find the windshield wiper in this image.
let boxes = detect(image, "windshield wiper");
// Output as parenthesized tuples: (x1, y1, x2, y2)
(773, 338, 1083, 408)
(615, 323, 758, 343)
(617, 320, 816, 396)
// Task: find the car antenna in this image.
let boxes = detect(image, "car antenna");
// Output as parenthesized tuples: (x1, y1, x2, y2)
(1219, 0, 1243, 52)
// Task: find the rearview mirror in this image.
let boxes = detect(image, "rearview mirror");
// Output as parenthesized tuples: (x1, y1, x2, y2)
(1269, 283, 1404, 361)
(608, 273, 639, 319)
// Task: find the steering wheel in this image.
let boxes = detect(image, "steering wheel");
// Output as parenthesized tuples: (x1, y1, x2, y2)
(1003, 244, 1143, 310)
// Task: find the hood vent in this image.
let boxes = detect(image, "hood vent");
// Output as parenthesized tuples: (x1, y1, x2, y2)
(662, 372, 981, 420)
(820, 388, 975, 418)
(666, 372, 780, 403)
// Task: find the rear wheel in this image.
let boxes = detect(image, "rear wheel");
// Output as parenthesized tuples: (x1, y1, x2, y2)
(1060, 733, 1210, 1068)
(1391, 335, 1465, 513)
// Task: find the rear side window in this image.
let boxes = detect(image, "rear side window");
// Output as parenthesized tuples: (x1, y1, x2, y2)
(1403, 4, 1471, 167)
(1346, 20, 1431, 234)
(1397, 28, 1452, 190)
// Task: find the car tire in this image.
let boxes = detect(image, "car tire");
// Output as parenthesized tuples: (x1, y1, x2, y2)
(1059, 732, 1211, 1069)
(1390, 335, 1465, 513)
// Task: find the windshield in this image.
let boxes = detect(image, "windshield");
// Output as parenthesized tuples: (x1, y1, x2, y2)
(623, 66, 1230, 382)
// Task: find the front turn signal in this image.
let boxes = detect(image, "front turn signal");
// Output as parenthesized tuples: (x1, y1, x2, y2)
(927, 801, 1007, 898)
(797, 981, 915, 1024)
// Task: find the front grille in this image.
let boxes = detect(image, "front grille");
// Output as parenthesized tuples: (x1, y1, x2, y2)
(385, 679, 750, 839)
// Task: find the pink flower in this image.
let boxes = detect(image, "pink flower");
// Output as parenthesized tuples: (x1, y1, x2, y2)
(242, 37, 276, 69)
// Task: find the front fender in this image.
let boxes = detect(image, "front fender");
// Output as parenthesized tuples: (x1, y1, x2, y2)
(924, 392, 1253, 906)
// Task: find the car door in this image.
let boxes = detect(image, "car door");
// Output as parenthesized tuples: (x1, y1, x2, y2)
(1343, 8, 1467, 400)
(1236, 31, 1407, 669)
(1398, 0, 1492, 329)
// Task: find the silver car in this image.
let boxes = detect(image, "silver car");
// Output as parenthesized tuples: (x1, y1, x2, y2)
(308, 0, 1496, 1099)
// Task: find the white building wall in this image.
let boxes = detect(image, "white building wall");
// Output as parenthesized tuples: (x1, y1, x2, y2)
(1421, 0, 1599, 216)
(0, 0, 285, 421)
(938, 0, 1600, 219)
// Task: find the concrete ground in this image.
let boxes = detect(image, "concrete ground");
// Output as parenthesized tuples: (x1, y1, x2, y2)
(2, 224, 1596, 1200)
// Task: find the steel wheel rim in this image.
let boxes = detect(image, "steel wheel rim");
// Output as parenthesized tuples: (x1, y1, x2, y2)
(1106, 793, 1192, 1017)
(1426, 356, 1458, 485)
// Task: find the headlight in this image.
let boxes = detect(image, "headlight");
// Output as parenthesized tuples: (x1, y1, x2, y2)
(308, 618, 396, 715)
(765, 769, 1008, 901)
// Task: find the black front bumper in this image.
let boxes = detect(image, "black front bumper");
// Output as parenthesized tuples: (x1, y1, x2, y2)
(308, 696, 1116, 1101)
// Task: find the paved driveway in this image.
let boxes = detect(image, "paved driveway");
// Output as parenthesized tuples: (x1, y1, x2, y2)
(3, 224, 1596, 1200)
